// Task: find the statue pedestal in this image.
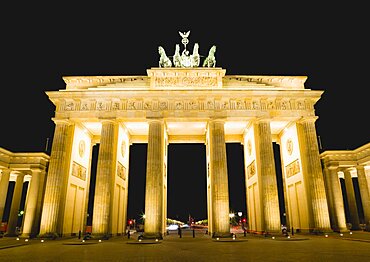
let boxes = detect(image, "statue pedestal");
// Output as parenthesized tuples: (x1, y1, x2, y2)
(147, 67, 226, 89)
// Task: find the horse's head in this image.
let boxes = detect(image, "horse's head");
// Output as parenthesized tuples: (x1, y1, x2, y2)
(158, 46, 165, 56)
(193, 43, 199, 54)
(210, 45, 216, 55)
(175, 44, 180, 54)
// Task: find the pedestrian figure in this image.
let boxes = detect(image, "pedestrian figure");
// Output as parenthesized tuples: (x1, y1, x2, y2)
(78, 230, 81, 239)
(193, 229, 195, 238)
(281, 225, 288, 236)
(127, 229, 130, 239)
(178, 225, 182, 238)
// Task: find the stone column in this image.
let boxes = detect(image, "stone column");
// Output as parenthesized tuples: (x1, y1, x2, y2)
(0, 169, 11, 221)
(343, 169, 360, 230)
(92, 120, 118, 238)
(323, 167, 335, 228)
(296, 117, 331, 231)
(32, 169, 47, 237)
(20, 169, 43, 238)
(323, 166, 347, 232)
(6, 173, 25, 236)
(356, 165, 370, 230)
(144, 119, 165, 239)
(208, 120, 231, 237)
(254, 119, 280, 232)
(39, 120, 74, 237)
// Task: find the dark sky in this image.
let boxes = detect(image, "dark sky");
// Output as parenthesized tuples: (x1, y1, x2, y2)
(1, 4, 368, 223)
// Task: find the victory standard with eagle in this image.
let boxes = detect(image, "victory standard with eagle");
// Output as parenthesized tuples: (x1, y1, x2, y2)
(158, 31, 216, 68)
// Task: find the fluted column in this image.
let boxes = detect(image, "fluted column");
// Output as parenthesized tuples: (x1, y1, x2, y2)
(323, 166, 347, 232)
(6, 173, 25, 236)
(356, 165, 370, 230)
(144, 119, 165, 238)
(32, 169, 47, 237)
(343, 169, 360, 229)
(323, 167, 335, 227)
(208, 120, 231, 237)
(254, 119, 280, 232)
(92, 120, 118, 238)
(20, 169, 44, 238)
(0, 169, 11, 221)
(39, 120, 74, 237)
(296, 117, 331, 231)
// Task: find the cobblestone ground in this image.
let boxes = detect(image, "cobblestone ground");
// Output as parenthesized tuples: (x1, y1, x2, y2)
(1, 230, 370, 261)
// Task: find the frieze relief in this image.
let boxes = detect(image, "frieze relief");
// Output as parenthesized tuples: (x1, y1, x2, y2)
(285, 159, 300, 178)
(81, 102, 90, 111)
(154, 76, 218, 87)
(71, 161, 87, 181)
(64, 101, 75, 111)
(117, 162, 127, 180)
(59, 98, 312, 112)
(247, 160, 256, 179)
(112, 101, 121, 110)
(96, 101, 107, 111)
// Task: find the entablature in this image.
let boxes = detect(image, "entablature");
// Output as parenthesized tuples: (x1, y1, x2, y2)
(320, 142, 370, 167)
(0, 148, 50, 172)
(61, 69, 308, 91)
(48, 89, 321, 119)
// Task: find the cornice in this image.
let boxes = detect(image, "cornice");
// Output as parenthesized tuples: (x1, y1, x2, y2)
(61, 70, 309, 91)
(0, 147, 50, 171)
(320, 142, 370, 166)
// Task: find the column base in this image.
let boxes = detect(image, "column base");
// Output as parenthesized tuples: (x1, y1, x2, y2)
(211, 232, 234, 239)
(37, 232, 60, 239)
(139, 232, 163, 240)
(19, 233, 31, 238)
(332, 227, 349, 233)
(309, 228, 333, 235)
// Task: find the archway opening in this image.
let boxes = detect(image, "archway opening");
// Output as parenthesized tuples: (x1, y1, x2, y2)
(127, 143, 147, 227)
(167, 144, 207, 224)
(226, 143, 247, 226)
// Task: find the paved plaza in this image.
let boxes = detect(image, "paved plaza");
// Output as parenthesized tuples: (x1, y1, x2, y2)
(1, 229, 370, 261)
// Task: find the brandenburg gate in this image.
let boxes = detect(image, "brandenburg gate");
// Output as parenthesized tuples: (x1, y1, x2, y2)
(20, 33, 340, 239)
(35, 60, 334, 239)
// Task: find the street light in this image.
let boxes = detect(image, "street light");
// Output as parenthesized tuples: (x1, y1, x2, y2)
(237, 212, 242, 224)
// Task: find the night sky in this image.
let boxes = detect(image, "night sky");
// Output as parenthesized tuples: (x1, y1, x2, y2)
(1, 4, 368, 223)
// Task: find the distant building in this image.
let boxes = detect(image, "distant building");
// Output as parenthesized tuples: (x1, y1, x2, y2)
(0, 147, 49, 237)
(320, 142, 370, 231)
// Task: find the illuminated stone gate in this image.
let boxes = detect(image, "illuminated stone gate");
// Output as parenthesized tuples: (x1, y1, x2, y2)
(35, 66, 334, 238)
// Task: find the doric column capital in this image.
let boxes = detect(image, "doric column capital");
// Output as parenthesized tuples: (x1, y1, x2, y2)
(208, 117, 226, 124)
(52, 118, 72, 125)
(30, 168, 45, 175)
(326, 164, 339, 171)
(250, 117, 271, 124)
(356, 165, 365, 171)
(99, 118, 117, 124)
(146, 117, 164, 123)
(344, 167, 356, 173)
(297, 116, 319, 124)
(13, 172, 26, 178)
(0, 168, 11, 175)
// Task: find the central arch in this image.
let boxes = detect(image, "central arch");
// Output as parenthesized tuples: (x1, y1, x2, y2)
(167, 143, 207, 223)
